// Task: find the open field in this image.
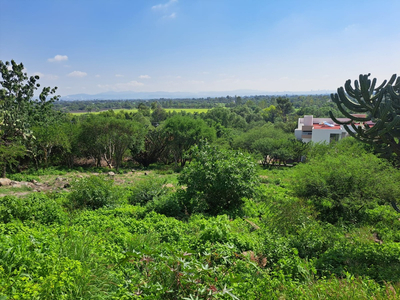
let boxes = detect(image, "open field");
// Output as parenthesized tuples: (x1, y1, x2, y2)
(69, 108, 210, 115)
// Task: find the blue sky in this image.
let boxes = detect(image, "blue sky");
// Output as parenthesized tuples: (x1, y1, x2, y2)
(1, 0, 399, 96)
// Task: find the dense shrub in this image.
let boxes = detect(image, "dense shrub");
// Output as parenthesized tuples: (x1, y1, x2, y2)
(291, 147, 400, 223)
(316, 241, 400, 282)
(127, 177, 170, 206)
(178, 143, 259, 215)
(145, 193, 184, 218)
(0, 194, 67, 225)
(68, 175, 121, 210)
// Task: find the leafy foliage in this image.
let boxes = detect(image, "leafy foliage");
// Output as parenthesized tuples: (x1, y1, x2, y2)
(68, 175, 121, 210)
(291, 142, 400, 223)
(163, 115, 216, 167)
(0, 194, 67, 225)
(127, 177, 170, 206)
(178, 143, 259, 215)
(0, 60, 60, 177)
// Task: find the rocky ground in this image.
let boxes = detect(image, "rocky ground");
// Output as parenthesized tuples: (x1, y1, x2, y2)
(0, 170, 161, 197)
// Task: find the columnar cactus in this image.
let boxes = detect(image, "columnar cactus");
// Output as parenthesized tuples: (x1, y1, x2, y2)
(329, 73, 400, 160)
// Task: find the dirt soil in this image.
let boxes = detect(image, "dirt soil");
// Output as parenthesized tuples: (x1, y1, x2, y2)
(0, 170, 159, 198)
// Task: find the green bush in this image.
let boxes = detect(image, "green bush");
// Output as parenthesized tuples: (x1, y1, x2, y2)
(145, 193, 184, 218)
(316, 241, 400, 282)
(68, 175, 121, 210)
(178, 143, 259, 215)
(0, 193, 66, 224)
(291, 148, 400, 223)
(127, 177, 170, 206)
(0, 194, 67, 225)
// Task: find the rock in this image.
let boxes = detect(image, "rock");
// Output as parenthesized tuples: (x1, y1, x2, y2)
(108, 172, 115, 176)
(55, 177, 64, 181)
(31, 179, 39, 184)
(64, 183, 71, 188)
(76, 174, 83, 178)
(0, 178, 11, 186)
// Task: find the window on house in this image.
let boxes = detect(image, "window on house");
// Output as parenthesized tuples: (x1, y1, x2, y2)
(330, 133, 339, 143)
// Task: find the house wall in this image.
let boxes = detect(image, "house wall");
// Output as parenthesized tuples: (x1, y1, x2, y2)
(312, 128, 344, 143)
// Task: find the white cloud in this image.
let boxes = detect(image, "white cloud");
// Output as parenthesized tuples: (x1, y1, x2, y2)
(139, 75, 151, 79)
(95, 74, 101, 78)
(188, 80, 204, 85)
(163, 12, 176, 19)
(98, 81, 144, 91)
(46, 74, 59, 80)
(119, 81, 144, 87)
(115, 74, 124, 77)
(48, 55, 68, 62)
(152, 0, 177, 10)
(33, 72, 58, 80)
(67, 71, 87, 78)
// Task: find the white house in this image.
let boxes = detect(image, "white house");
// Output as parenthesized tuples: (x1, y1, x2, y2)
(294, 115, 373, 144)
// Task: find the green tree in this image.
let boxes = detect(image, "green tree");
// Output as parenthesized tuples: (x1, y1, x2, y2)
(0, 60, 59, 176)
(131, 127, 170, 167)
(137, 102, 151, 117)
(276, 97, 293, 122)
(262, 105, 278, 123)
(329, 73, 400, 164)
(163, 115, 216, 167)
(178, 143, 259, 215)
(79, 115, 146, 170)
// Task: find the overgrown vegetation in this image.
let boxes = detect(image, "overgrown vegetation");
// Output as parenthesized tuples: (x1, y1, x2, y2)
(1, 62, 400, 299)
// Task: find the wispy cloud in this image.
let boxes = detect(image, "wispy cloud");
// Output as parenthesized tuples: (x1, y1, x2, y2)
(98, 80, 144, 91)
(33, 72, 59, 80)
(152, 0, 177, 19)
(139, 75, 151, 79)
(115, 74, 124, 77)
(95, 74, 101, 78)
(67, 71, 87, 78)
(33, 72, 44, 77)
(46, 74, 59, 80)
(152, 0, 177, 10)
(48, 55, 68, 62)
(163, 12, 176, 19)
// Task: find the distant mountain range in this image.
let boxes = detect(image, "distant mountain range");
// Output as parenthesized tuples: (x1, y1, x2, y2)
(60, 89, 334, 101)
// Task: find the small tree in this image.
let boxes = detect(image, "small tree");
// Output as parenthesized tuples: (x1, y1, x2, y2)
(178, 143, 259, 215)
(163, 115, 216, 167)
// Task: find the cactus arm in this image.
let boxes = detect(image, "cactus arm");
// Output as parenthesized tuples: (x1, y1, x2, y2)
(368, 78, 377, 96)
(329, 111, 352, 125)
(391, 201, 400, 213)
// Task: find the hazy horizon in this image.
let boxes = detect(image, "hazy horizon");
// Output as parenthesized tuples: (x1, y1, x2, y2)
(1, 0, 399, 97)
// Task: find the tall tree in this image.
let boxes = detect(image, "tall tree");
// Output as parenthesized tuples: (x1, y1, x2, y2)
(0, 60, 59, 176)
(276, 97, 293, 122)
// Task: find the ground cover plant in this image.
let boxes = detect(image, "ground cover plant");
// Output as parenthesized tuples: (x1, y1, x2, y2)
(1, 139, 400, 299)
